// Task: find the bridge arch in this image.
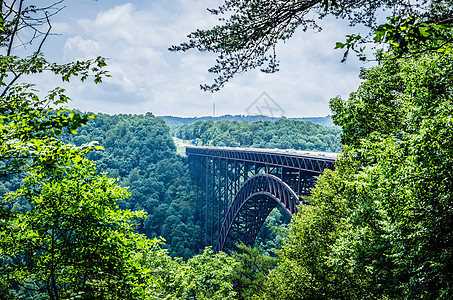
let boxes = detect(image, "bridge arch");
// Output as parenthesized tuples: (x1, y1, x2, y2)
(216, 173, 301, 252)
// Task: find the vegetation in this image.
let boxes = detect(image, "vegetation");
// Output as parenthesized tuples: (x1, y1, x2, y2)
(3, 151, 153, 299)
(264, 50, 453, 300)
(161, 115, 335, 129)
(140, 245, 239, 299)
(0, 1, 152, 298)
(174, 119, 341, 152)
(60, 113, 202, 259)
(60, 113, 302, 258)
(172, 0, 453, 299)
(2, 0, 453, 299)
(230, 243, 278, 300)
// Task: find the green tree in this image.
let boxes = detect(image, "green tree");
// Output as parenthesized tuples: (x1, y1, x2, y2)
(61, 113, 202, 259)
(174, 119, 341, 152)
(265, 51, 453, 299)
(1, 148, 153, 299)
(0, 1, 108, 178)
(182, 248, 238, 300)
(0, 1, 157, 298)
(231, 243, 278, 300)
(140, 246, 239, 300)
(174, 2, 453, 298)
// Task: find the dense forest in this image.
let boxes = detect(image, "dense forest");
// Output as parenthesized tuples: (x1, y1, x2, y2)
(0, 109, 294, 298)
(161, 115, 335, 128)
(61, 113, 200, 259)
(60, 113, 327, 256)
(1, 111, 326, 259)
(59, 113, 302, 258)
(1, 0, 453, 299)
(174, 119, 341, 152)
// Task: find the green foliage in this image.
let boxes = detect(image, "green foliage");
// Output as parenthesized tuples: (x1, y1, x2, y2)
(265, 51, 453, 299)
(140, 246, 239, 299)
(373, 15, 452, 55)
(174, 119, 341, 152)
(183, 248, 238, 299)
(161, 115, 335, 129)
(1, 150, 153, 299)
(0, 279, 16, 300)
(336, 1, 453, 60)
(230, 243, 278, 300)
(0, 2, 157, 299)
(61, 113, 201, 259)
(0, 1, 109, 178)
(253, 207, 290, 254)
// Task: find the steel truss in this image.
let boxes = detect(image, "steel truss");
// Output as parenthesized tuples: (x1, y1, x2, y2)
(187, 147, 335, 252)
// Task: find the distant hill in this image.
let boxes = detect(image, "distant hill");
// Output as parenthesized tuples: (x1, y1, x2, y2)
(159, 115, 334, 128)
(173, 118, 341, 152)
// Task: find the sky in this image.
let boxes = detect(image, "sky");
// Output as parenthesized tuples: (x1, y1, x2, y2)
(30, 0, 373, 118)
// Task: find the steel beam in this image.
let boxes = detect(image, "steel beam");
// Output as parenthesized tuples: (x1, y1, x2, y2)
(186, 146, 336, 252)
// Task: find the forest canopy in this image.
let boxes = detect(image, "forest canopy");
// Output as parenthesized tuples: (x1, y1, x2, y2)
(265, 48, 453, 300)
(2, 0, 453, 298)
(171, 0, 453, 298)
(174, 119, 341, 152)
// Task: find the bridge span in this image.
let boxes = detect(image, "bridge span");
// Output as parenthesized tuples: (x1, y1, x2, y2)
(186, 146, 336, 252)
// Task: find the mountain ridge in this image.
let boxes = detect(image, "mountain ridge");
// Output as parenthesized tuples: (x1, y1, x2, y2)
(159, 114, 334, 128)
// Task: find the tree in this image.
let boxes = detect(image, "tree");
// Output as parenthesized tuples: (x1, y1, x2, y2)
(1, 149, 153, 299)
(139, 246, 239, 300)
(230, 243, 278, 300)
(173, 119, 341, 152)
(0, 1, 153, 298)
(171, 0, 452, 91)
(264, 50, 453, 299)
(0, 1, 109, 177)
(60, 113, 203, 259)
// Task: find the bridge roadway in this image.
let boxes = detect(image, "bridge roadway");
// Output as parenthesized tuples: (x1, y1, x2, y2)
(185, 146, 337, 174)
(185, 146, 337, 252)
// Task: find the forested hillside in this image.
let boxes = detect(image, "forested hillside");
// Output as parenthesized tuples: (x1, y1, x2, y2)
(60, 113, 337, 260)
(174, 119, 341, 152)
(160, 114, 335, 128)
(61, 113, 201, 259)
(2, 0, 452, 299)
(61, 114, 322, 257)
(172, 0, 453, 298)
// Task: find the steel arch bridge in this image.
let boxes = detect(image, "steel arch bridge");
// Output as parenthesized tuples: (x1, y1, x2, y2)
(186, 146, 336, 252)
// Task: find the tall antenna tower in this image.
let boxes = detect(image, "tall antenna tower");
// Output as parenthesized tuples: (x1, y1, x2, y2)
(213, 102, 216, 118)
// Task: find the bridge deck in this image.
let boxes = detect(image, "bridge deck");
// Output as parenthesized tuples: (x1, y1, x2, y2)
(186, 146, 336, 174)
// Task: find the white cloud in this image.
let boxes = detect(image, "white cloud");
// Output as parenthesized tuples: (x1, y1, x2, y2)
(41, 1, 369, 117)
(51, 22, 74, 35)
(64, 36, 101, 60)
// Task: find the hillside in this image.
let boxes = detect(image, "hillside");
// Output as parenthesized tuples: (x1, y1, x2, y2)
(174, 119, 341, 152)
(159, 114, 334, 128)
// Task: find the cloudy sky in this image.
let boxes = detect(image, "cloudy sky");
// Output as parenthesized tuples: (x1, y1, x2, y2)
(34, 0, 372, 118)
